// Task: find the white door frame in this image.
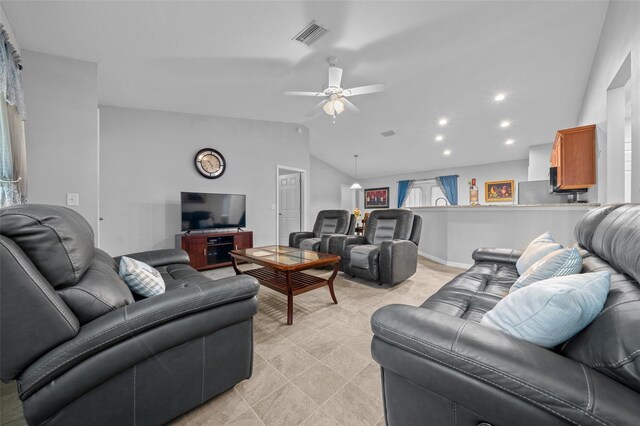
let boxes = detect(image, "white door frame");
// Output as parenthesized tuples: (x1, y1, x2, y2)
(276, 165, 308, 245)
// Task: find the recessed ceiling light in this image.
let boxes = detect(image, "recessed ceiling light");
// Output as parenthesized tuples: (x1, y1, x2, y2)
(435, 135, 444, 142)
(443, 149, 451, 156)
(494, 93, 506, 101)
(505, 139, 514, 145)
(500, 120, 511, 128)
(438, 118, 448, 126)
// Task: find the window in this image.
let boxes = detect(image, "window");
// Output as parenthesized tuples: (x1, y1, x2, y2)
(403, 179, 448, 207)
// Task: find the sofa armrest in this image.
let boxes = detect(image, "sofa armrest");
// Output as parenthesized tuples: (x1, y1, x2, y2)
(472, 247, 523, 264)
(18, 275, 260, 399)
(289, 231, 314, 248)
(114, 248, 190, 267)
(371, 305, 640, 425)
(331, 235, 367, 261)
(379, 240, 418, 285)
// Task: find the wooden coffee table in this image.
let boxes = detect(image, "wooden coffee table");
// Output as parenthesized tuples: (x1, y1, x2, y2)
(230, 245, 340, 325)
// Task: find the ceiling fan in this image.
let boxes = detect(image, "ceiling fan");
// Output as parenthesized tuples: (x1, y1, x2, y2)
(284, 57, 385, 120)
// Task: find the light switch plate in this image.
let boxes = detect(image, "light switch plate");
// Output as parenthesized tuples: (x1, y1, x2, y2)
(66, 193, 79, 206)
(270, 204, 276, 210)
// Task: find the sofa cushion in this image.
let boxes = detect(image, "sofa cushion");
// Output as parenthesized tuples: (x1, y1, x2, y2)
(515, 232, 562, 274)
(511, 247, 582, 292)
(300, 238, 321, 251)
(312, 210, 350, 237)
(119, 256, 166, 298)
(350, 244, 380, 270)
(574, 203, 621, 252)
(0, 204, 95, 287)
(364, 209, 414, 244)
(561, 243, 640, 392)
(58, 254, 135, 324)
(481, 272, 610, 348)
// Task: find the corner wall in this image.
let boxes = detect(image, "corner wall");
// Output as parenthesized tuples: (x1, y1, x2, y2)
(98, 106, 310, 255)
(21, 50, 99, 231)
(577, 1, 640, 202)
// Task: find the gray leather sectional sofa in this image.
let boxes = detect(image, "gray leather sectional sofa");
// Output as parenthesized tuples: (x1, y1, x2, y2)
(371, 204, 640, 425)
(0, 204, 260, 425)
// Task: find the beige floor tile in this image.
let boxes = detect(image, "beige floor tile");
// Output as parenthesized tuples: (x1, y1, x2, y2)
(321, 346, 370, 380)
(225, 408, 265, 426)
(374, 415, 386, 426)
(301, 407, 343, 426)
(269, 346, 318, 379)
(253, 352, 265, 366)
(291, 362, 348, 405)
(351, 362, 383, 401)
(323, 383, 383, 426)
(252, 382, 319, 426)
(254, 333, 295, 360)
(184, 388, 249, 426)
(235, 362, 288, 406)
(342, 332, 374, 359)
(275, 322, 318, 345)
(319, 321, 364, 345)
(297, 332, 342, 360)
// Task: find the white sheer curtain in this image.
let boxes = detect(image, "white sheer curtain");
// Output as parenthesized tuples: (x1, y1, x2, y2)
(0, 23, 27, 207)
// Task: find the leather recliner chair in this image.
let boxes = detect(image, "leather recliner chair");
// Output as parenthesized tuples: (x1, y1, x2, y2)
(289, 209, 355, 252)
(0, 204, 260, 425)
(334, 209, 422, 285)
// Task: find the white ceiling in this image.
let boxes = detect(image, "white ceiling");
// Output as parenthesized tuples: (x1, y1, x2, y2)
(4, 1, 608, 178)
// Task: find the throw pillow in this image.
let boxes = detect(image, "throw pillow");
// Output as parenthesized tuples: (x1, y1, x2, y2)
(481, 272, 611, 348)
(516, 231, 563, 274)
(119, 256, 166, 297)
(510, 247, 582, 293)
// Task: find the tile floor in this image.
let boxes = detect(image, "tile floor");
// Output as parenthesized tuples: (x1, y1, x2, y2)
(0, 258, 461, 426)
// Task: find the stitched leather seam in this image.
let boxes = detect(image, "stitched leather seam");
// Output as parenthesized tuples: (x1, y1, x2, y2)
(20, 287, 255, 390)
(590, 347, 640, 368)
(374, 329, 583, 426)
(451, 321, 469, 353)
(580, 364, 592, 411)
(1, 240, 78, 331)
(372, 321, 609, 426)
(7, 210, 84, 284)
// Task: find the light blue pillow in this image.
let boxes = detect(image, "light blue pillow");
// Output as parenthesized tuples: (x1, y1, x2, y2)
(510, 247, 582, 293)
(481, 272, 610, 347)
(516, 232, 563, 274)
(119, 256, 166, 298)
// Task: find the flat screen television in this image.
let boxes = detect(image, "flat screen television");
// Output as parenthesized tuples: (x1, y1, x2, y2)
(180, 192, 246, 231)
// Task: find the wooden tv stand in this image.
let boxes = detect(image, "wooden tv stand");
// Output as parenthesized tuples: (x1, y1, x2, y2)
(176, 230, 253, 271)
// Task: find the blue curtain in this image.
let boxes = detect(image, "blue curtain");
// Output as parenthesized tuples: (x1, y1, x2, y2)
(397, 180, 414, 207)
(436, 175, 458, 205)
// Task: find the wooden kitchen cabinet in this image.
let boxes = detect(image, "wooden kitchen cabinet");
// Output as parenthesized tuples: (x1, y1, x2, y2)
(550, 124, 596, 191)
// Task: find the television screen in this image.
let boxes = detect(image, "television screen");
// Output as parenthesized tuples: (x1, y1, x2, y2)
(180, 192, 246, 231)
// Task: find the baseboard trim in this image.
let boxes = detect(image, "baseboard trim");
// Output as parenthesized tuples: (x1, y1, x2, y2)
(418, 251, 472, 269)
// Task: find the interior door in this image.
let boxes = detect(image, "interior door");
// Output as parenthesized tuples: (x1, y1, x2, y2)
(279, 173, 302, 245)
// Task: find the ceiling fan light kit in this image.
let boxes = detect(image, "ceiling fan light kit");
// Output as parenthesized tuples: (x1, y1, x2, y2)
(284, 57, 385, 121)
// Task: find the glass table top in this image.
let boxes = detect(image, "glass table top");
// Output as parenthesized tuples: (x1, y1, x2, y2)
(234, 245, 337, 266)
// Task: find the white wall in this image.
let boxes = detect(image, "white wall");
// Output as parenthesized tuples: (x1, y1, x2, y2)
(0, 4, 19, 52)
(528, 143, 553, 181)
(21, 50, 99, 231)
(577, 1, 640, 202)
(309, 155, 354, 223)
(98, 106, 310, 255)
(356, 159, 529, 210)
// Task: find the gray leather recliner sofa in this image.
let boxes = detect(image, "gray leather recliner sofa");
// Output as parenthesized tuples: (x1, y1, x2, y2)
(289, 209, 355, 252)
(334, 209, 422, 285)
(0, 204, 260, 425)
(371, 204, 640, 425)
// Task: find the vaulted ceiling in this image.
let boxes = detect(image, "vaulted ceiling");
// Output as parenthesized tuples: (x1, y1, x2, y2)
(3, 1, 608, 178)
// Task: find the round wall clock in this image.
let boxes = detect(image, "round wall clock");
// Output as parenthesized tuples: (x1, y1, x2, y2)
(194, 148, 226, 179)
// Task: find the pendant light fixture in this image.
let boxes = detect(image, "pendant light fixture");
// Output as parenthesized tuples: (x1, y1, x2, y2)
(350, 154, 362, 190)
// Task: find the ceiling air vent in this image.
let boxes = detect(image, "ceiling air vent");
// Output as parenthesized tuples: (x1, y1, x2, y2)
(381, 130, 396, 137)
(292, 20, 329, 46)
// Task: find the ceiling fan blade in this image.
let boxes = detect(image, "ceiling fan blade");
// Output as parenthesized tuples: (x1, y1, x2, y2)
(284, 91, 327, 97)
(342, 83, 385, 97)
(305, 99, 329, 118)
(328, 66, 343, 88)
(340, 97, 360, 113)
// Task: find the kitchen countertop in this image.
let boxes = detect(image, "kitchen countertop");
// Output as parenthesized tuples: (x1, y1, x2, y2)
(410, 203, 600, 210)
